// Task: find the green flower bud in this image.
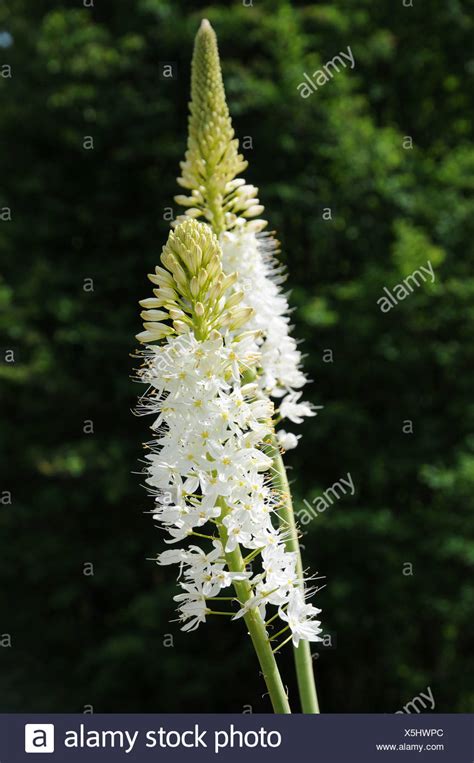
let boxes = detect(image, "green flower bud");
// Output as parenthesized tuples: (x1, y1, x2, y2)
(175, 20, 264, 234)
(137, 219, 254, 343)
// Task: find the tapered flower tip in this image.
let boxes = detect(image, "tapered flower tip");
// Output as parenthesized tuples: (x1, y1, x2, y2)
(176, 18, 257, 233)
(195, 18, 217, 53)
(193, 17, 219, 71)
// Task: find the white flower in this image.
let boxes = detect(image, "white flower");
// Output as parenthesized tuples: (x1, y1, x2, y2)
(279, 391, 321, 425)
(173, 584, 208, 632)
(277, 430, 300, 451)
(278, 589, 323, 647)
(222, 511, 253, 552)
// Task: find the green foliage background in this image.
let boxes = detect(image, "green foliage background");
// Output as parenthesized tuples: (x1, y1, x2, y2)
(1, 0, 473, 712)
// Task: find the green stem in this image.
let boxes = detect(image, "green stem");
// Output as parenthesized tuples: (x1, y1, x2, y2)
(267, 434, 320, 714)
(217, 499, 291, 714)
(206, 173, 226, 235)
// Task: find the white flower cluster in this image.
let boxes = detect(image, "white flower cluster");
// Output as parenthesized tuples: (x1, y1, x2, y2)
(138, 330, 322, 646)
(220, 223, 320, 446)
